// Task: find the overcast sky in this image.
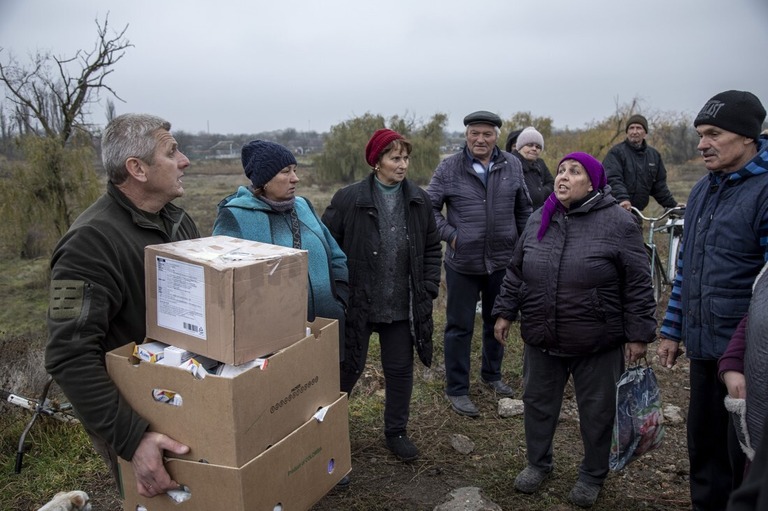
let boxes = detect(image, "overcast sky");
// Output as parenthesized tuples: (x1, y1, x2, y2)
(1, 0, 767, 135)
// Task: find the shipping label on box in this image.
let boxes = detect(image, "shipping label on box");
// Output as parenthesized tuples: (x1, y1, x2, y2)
(155, 257, 207, 338)
(119, 394, 351, 511)
(145, 235, 309, 364)
(107, 318, 341, 467)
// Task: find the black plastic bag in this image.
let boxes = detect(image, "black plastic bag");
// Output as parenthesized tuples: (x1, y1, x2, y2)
(610, 365, 665, 471)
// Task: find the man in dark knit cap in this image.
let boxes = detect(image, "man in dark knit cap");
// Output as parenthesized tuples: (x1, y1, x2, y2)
(657, 90, 768, 511)
(426, 110, 532, 417)
(603, 113, 684, 213)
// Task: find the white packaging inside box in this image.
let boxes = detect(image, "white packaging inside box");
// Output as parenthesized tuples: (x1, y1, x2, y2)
(106, 318, 341, 467)
(162, 345, 193, 366)
(133, 341, 168, 363)
(178, 354, 218, 379)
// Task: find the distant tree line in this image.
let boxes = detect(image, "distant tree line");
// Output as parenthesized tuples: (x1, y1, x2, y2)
(0, 13, 730, 261)
(171, 128, 327, 161)
(311, 102, 704, 188)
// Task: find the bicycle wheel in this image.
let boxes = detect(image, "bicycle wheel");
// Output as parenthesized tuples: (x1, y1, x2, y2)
(652, 258, 665, 303)
(667, 233, 682, 283)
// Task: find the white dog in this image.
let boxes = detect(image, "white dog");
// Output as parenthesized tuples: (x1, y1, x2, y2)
(37, 490, 91, 511)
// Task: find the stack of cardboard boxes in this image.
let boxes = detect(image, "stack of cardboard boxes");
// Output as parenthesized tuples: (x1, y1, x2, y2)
(106, 235, 351, 511)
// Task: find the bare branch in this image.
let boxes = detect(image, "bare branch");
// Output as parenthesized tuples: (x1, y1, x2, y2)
(0, 12, 131, 144)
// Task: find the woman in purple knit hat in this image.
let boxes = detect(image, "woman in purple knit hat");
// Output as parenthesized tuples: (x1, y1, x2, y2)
(492, 152, 657, 508)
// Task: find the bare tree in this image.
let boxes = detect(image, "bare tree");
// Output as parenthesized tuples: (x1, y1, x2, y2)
(0, 13, 131, 144)
(0, 14, 131, 258)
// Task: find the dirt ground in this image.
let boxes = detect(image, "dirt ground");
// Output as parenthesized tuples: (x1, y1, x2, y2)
(310, 355, 694, 511)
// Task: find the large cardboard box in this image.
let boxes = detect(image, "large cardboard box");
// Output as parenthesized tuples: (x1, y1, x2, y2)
(119, 394, 351, 511)
(145, 235, 308, 364)
(107, 318, 340, 467)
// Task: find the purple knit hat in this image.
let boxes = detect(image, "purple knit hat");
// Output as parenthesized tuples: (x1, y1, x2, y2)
(536, 152, 606, 241)
(558, 152, 606, 191)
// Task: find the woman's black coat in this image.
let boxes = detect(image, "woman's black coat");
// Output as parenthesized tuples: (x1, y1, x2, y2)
(322, 174, 442, 374)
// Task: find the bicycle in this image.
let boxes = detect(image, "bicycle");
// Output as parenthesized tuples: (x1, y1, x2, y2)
(630, 206, 685, 303)
(2, 377, 79, 474)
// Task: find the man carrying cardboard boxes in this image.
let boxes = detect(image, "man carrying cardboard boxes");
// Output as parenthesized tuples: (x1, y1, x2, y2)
(111, 234, 351, 510)
(45, 113, 200, 498)
(109, 316, 352, 511)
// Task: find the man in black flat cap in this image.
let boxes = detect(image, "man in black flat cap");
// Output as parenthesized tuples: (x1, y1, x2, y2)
(426, 110, 532, 417)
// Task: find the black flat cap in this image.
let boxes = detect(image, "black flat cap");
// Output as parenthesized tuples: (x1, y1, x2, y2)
(463, 110, 502, 128)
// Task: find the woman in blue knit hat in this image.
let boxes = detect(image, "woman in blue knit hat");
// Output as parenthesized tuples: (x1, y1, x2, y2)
(492, 152, 656, 508)
(213, 140, 349, 361)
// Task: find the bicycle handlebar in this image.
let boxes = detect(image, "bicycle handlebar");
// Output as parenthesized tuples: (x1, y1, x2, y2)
(3, 385, 78, 424)
(629, 206, 685, 223)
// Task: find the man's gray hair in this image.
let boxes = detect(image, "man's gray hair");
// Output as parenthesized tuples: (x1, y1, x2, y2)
(102, 113, 171, 184)
(465, 125, 501, 137)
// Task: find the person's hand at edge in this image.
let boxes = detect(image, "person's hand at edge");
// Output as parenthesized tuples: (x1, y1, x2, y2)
(656, 337, 683, 368)
(494, 317, 511, 346)
(132, 432, 189, 497)
(722, 371, 746, 399)
(625, 341, 647, 365)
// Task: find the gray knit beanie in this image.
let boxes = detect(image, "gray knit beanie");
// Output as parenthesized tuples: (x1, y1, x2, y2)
(516, 127, 544, 151)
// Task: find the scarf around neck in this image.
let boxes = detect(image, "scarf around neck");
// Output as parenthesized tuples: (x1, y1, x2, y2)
(536, 190, 600, 241)
(258, 194, 296, 212)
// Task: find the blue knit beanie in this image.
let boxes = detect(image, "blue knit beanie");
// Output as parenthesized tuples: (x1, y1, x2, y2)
(241, 140, 297, 188)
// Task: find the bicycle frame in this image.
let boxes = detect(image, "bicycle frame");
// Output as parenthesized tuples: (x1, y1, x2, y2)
(2, 378, 78, 474)
(656, 214, 684, 283)
(630, 206, 685, 302)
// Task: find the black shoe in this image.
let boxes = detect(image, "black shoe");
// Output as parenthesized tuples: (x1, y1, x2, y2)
(335, 474, 351, 489)
(480, 377, 515, 397)
(445, 393, 480, 417)
(386, 435, 420, 462)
